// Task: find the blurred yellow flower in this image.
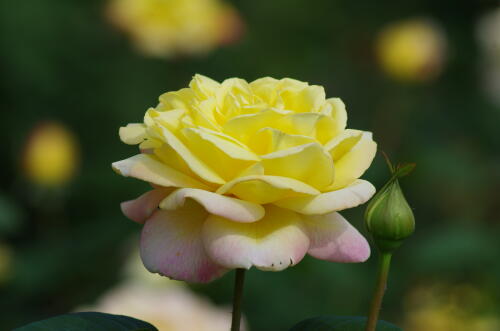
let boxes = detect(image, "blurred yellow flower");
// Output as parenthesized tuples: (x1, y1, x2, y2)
(23, 122, 79, 187)
(107, 0, 243, 57)
(403, 283, 500, 331)
(376, 19, 446, 82)
(113, 74, 377, 283)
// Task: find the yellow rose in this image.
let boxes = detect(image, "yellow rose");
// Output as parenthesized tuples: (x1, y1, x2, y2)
(23, 122, 79, 187)
(376, 19, 446, 82)
(113, 75, 377, 282)
(107, 0, 243, 57)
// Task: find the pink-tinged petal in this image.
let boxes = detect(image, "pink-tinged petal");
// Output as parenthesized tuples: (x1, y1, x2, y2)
(121, 188, 173, 224)
(274, 180, 376, 215)
(112, 154, 210, 190)
(304, 212, 370, 263)
(140, 207, 227, 283)
(159, 188, 264, 223)
(202, 205, 310, 271)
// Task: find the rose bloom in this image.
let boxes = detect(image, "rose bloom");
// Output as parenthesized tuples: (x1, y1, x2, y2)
(112, 75, 377, 283)
(107, 0, 243, 57)
(376, 19, 446, 82)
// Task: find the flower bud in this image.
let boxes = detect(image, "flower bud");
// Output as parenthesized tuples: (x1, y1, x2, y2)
(365, 163, 415, 252)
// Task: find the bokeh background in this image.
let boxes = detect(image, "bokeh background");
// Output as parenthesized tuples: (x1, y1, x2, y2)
(1, 0, 500, 330)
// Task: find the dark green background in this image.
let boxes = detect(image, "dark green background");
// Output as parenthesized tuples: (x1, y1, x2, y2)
(1, 0, 499, 330)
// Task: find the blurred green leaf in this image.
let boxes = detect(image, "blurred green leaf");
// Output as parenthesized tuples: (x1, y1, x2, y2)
(14, 312, 158, 331)
(289, 316, 401, 331)
(0, 193, 24, 235)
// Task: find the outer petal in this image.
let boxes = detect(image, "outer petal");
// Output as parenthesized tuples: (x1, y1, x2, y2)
(119, 123, 147, 145)
(303, 212, 370, 262)
(274, 180, 376, 215)
(260, 143, 334, 191)
(326, 130, 377, 190)
(141, 208, 227, 283)
(121, 188, 172, 224)
(202, 205, 310, 271)
(159, 188, 264, 223)
(112, 154, 210, 190)
(216, 175, 320, 204)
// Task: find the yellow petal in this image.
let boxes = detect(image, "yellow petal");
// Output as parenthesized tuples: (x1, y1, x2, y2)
(139, 138, 162, 153)
(326, 130, 377, 189)
(216, 78, 253, 117)
(159, 188, 264, 223)
(189, 74, 221, 100)
(182, 127, 259, 181)
(158, 88, 196, 111)
(153, 143, 195, 176)
(157, 125, 225, 185)
(280, 85, 326, 112)
(261, 143, 334, 190)
(249, 128, 316, 155)
(216, 175, 319, 204)
(281, 112, 337, 144)
(189, 97, 220, 130)
(274, 179, 376, 215)
(277, 78, 308, 91)
(320, 98, 347, 136)
(112, 154, 210, 190)
(119, 123, 146, 145)
(249, 77, 279, 105)
(145, 108, 185, 132)
(222, 109, 290, 145)
(202, 205, 310, 271)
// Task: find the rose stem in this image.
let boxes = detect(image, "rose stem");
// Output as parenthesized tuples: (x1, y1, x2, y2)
(230, 268, 246, 331)
(365, 252, 392, 331)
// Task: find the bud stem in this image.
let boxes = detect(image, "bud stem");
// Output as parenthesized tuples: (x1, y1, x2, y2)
(231, 268, 246, 331)
(365, 252, 392, 331)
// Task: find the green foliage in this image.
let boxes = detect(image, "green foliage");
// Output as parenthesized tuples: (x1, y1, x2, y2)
(0, 193, 24, 235)
(289, 316, 401, 331)
(14, 312, 158, 331)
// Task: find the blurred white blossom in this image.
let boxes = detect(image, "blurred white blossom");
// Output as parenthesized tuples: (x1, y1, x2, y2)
(477, 7, 500, 106)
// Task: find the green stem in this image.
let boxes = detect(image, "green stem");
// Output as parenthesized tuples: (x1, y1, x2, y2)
(231, 268, 246, 331)
(365, 252, 392, 331)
